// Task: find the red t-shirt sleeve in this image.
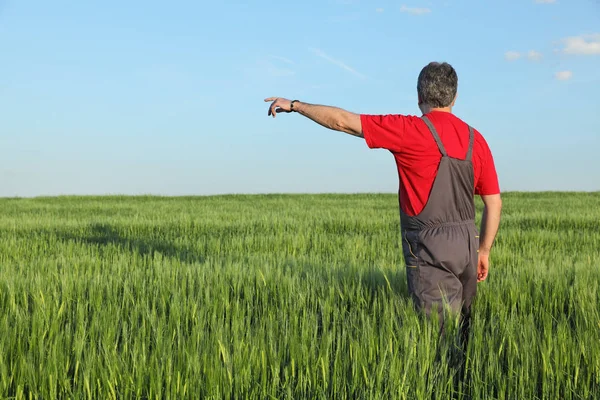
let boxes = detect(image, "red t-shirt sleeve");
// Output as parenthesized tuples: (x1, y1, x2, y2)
(475, 137, 500, 195)
(360, 114, 408, 152)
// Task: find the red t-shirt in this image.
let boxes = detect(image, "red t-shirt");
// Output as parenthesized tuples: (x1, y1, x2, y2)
(360, 111, 500, 216)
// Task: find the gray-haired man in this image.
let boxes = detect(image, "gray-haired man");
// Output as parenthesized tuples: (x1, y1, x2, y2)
(265, 62, 502, 334)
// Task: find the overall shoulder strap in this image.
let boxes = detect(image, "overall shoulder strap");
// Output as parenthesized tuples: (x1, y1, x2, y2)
(465, 125, 474, 161)
(421, 116, 447, 156)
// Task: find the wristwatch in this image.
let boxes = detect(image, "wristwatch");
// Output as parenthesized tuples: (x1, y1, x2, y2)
(290, 100, 299, 111)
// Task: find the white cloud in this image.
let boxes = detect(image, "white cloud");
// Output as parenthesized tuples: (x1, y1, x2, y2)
(376, 8, 384, 13)
(266, 66, 295, 77)
(268, 55, 294, 65)
(400, 5, 431, 15)
(257, 60, 295, 78)
(257, 55, 296, 77)
(527, 50, 543, 61)
(535, 0, 556, 3)
(309, 47, 367, 79)
(505, 50, 543, 62)
(560, 33, 600, 55)
(504, 51, 521, 61)
(555, 70, 573, 80)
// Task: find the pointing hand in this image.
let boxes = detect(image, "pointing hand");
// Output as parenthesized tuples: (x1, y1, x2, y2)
(265, 97, 293, 118)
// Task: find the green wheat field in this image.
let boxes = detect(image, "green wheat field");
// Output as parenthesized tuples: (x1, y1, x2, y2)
(0, 192, 598, 399)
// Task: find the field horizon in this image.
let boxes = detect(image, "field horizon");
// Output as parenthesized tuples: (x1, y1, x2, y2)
(2, 189, 600, 198)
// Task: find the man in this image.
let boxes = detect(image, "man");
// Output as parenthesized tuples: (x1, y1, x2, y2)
(264, 62, 502, 330)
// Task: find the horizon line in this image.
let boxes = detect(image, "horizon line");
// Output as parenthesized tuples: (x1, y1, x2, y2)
(1, 190, 599, 200)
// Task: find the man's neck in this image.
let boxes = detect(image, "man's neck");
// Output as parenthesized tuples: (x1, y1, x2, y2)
(420, 105, 453, 114)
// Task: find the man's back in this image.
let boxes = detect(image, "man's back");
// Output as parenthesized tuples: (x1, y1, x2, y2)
(360, 111, 500, 216)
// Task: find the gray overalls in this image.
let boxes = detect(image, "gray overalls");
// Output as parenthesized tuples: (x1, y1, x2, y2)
(401, 116, 479, 326)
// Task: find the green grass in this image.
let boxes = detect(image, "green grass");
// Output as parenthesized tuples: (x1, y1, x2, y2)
(0, 192, 598, 399)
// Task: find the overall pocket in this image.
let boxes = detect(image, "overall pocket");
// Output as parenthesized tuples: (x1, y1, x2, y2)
(402, 231, 420, 268)
(402, 230, 422, 308)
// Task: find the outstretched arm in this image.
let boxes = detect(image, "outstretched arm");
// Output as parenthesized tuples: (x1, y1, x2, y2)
(265, 97, 363, 138)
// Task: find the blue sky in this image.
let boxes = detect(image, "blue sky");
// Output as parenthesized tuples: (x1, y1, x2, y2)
(0, 0, 599, 197)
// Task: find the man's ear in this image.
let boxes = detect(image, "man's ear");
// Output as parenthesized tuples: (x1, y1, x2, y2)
(451, 93, 458, 106)
(418, 94, 423, 105)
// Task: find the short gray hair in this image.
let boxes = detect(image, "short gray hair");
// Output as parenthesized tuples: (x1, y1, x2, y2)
(417, 62, 458, 108)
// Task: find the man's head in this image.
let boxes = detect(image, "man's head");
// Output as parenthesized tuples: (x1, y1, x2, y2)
(417, 62, 458, 113)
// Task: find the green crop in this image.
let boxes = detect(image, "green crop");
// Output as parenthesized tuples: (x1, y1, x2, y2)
(0, 192, 598, 399)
